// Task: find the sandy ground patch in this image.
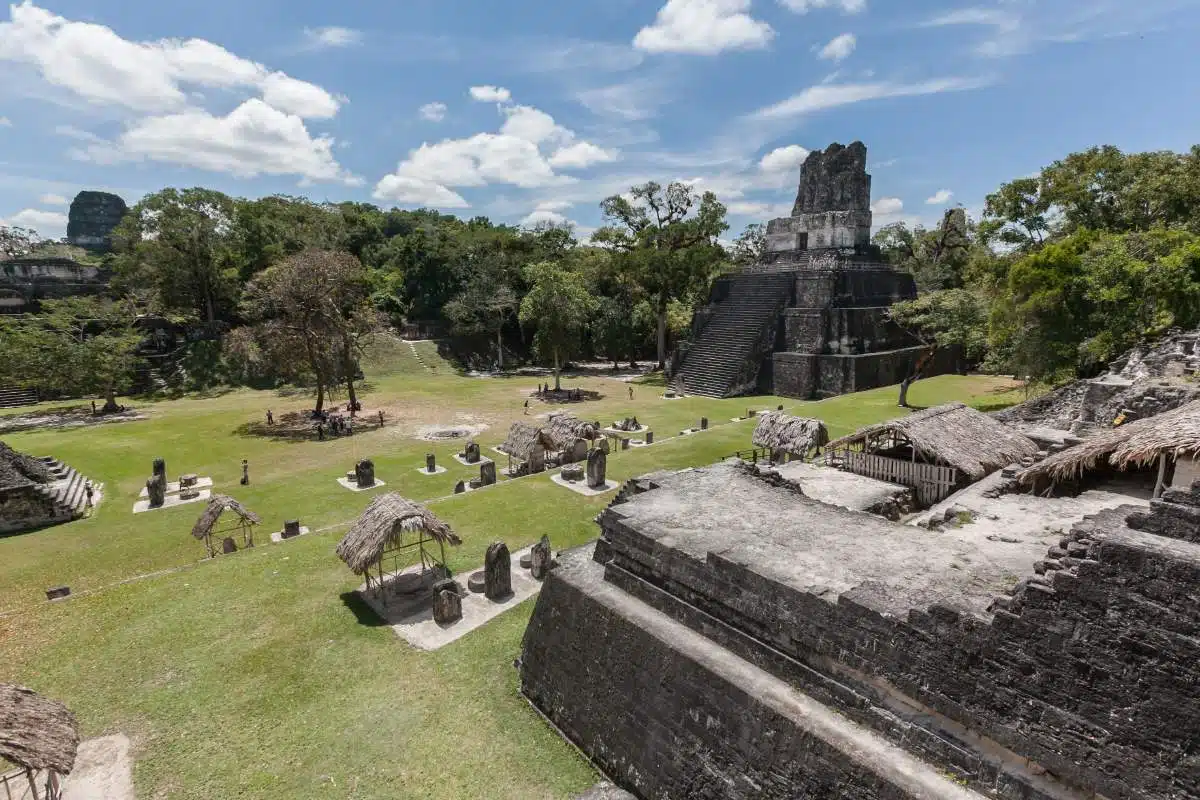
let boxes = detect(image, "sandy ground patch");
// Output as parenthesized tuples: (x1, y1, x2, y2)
(61, 734, 134, 800)
(0, 408, 146, 434)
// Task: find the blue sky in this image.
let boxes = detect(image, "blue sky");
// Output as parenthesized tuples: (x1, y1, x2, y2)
(1, 0, 1199, 243)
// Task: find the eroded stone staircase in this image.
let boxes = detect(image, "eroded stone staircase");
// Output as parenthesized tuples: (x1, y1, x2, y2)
(675, 273, 794, 398)
(32, 456, 93, 520)
(0, 386, 37, 408)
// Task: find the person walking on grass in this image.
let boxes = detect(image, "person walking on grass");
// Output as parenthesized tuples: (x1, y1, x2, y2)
(524, 399, 530, 415)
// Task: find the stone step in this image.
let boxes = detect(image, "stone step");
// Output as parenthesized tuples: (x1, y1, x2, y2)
(0, 386, 38, 408)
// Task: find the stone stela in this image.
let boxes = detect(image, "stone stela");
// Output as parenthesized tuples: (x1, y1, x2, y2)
(672, 141, 954, 400)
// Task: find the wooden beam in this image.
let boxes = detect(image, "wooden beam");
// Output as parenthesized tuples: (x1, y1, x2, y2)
(1154, 452, 1169, 499)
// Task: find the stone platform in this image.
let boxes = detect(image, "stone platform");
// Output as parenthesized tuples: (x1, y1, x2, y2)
(551, 473, 619, 496)
(138, 476, 212, 498)
(132, 489, 210, 514)
(520, 462, 1200, 799)
(336, 477, 386, 492)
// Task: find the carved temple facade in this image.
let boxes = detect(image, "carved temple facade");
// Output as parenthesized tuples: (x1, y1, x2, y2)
(672, 142, 954, 399)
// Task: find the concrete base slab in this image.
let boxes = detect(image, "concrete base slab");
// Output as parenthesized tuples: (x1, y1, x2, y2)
(415, 465, 449, 476)
(453, 453, 493, 467)
(357, 546, 542, 651)
(336, 477, 386, 492)
(138, 476, 213, 498)
(630, 440, 650, 448)
(601, 427, 649, 438)
(59, 734, 133, 800)
(552, 473, 619, 496)
(661, 394, 685, 400)
(269, 526, 312, 543)
(132, 489, 210, 514)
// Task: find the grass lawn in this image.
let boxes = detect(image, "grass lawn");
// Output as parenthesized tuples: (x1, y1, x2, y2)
(0, 342, 1023, 798)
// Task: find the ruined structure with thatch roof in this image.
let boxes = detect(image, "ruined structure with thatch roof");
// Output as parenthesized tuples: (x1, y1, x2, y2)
(336, 493, 461, 604)
(1018, 399, 1200, 497)
(0, 684, 79, 800)
(544, 413, 598, 463)
(751, 412, 829, 462)
(191, 495, 261, 557)
(825, 402, 1038, 505)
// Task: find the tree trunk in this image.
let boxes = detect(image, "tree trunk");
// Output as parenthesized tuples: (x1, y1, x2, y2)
(898, 376, 914, 408)
(304, 334, 326, 413)
(553, 347, 561, 391)
(341, 339, 358, 413)
(102, 381, 119, 413)
(656, 294, 668, 370)
(496, 324, 504, 372)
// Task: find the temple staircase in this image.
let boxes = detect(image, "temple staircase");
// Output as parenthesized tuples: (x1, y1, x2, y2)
(674, 273, 794, 398)
(32, 456, 94, 520)
(0, 386, 37, 408)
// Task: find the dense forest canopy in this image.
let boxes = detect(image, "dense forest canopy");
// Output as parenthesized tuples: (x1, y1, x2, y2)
(3, 144, 1200, 397)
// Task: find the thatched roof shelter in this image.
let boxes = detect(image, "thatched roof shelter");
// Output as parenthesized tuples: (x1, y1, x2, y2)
(544, 413, 598, 450)
(752, 413, 829, 457)
(0, 684, 78, 775)
(191, 495, 260, 540)
(827, 402, 1039, 481)
(336, 492, 461, 576)
(1018, 399, 1200, 486)
(498, 421, 554, 458)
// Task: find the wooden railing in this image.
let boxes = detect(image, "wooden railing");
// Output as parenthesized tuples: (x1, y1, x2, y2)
(829, 450, 958, 506)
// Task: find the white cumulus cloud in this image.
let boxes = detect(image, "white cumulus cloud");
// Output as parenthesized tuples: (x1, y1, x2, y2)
(9, 208, 68, 238)
(779, 0, 865, 13)
(78, 99, 359, 184)
(0, 116, 10, 127)
(759, 144, 810, 174)
(818, 33, 856, 62)
(375, 92, 618, 208)
(39, 193, 68, 205)
(926, 189, 954, 205)
(0, 3, 342, 119)
(520, 203, 573, 227)
(469, 85, 511, 103)
(302, 26, 363, 49)
(419, 102, 447, 122)
(871, 196, 903, 215)
(633, 0, 774, 55)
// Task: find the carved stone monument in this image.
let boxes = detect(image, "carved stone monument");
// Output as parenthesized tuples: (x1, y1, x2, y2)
(221, 536, 237, 554)
(426, 453, 437, 473)
(484, 541, 512, 600)
(152, 458, 167, 484)
(464, 441, 481, 464)
(282, 520, 302, 539)
(700, 417, 709, 431)
(480, 461, 497, 487)
(355, 459, 375, 488)
(454, 480, 466, 494)
(145, 473, 166, 508)
(645, 431, 654, 445)
(530, 535, 552, 580)
(587, 448, 607, 489)
(432, 578, 463, 625)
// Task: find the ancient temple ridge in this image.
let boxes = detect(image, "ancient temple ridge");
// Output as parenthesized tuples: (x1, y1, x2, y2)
(66, 190, 127, 252)
(671, 141, 953, 398)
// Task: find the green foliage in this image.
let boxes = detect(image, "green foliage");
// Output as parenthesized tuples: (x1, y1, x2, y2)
(518, 261, 598, 388)
(0, 296, 142, 406)
(889, 289, 989, 362)
(0, 224, 41, 259)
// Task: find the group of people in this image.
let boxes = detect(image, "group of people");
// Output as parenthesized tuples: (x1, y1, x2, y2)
(263, 405, 383, 441)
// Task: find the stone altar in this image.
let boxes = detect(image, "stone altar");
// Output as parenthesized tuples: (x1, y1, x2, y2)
(672, 141, 954, 399)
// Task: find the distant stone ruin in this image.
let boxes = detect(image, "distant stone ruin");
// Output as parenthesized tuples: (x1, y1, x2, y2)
(66, 191, 127, 252)
(521, 461, 1200, 799)
(671, 141, 954, 399)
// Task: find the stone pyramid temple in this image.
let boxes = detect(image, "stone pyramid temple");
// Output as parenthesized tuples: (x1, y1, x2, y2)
(672, 141, 954, 398)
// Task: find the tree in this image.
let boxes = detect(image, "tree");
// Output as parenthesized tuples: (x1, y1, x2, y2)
(1, 225, 41, 259)
(594, 182, 728, 369)
(889, 289, 990, 405)
(981, 177, 1051, 251)
(0, 296, 142, 410)
(112, 188, 240, 323)
(729, 223, 766, 268)
(444, 275, 518, 371)
(518, 261, 597, 390)
(241, 249, 377, 412)
(875, 209, 974, 292)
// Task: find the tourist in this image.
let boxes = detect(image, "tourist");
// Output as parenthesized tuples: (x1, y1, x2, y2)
(266, 409, 274, 425)
(378, 410, 385, 428)
(240, 459, 249, 486)
(84, 482, 94, 508)
(628, 385, 634, 400)
(524, 399, 530, 415)
(91, 400, 96, 415)
(316, 423, 325, 441)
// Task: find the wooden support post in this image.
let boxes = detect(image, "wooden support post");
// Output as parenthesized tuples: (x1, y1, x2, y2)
(25, 768, 37, 800)
(1154, 452, 1169, 499)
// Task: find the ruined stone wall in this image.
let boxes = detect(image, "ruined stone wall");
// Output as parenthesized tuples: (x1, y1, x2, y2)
(521, 552, 975, 800)
(593, 504, 1200, 800)
(66, 191, 128, 252)
(792, 142, 872, 215)
(765, 210, 873, 253)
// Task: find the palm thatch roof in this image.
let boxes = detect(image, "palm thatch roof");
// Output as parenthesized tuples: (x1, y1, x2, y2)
(827, 402, 1039, 481)
(498, 421, 553, 458)
(0, 684, 79, 774)
(0, 441, 52, 490)
(544, 413, 598, 450)
(335, 492, 461, 575)
(190, 495, 261, 540)
(1018, 399, 1200, 485)
(751, 413, 829, 456)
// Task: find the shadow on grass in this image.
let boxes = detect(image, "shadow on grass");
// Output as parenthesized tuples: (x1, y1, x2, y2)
(340, 591, 387, 627)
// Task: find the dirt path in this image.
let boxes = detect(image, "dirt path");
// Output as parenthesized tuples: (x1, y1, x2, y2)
(61, 734, 134, 800)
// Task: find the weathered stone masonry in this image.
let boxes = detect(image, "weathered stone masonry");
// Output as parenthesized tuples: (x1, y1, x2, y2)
(520, 465, 1200, 799)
